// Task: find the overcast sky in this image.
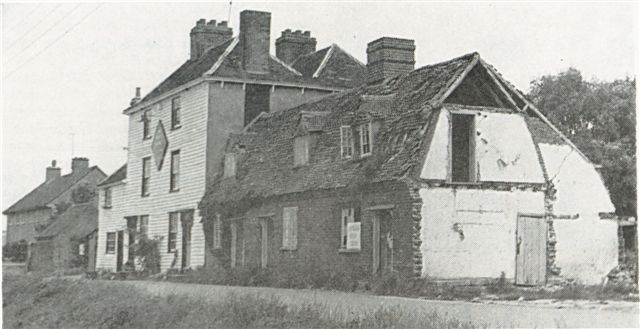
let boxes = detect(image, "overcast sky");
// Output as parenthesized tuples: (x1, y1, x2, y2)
(1, 1, 637, 230)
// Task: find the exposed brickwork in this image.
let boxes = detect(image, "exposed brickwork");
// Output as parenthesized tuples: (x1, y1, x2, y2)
(275, 29, 316, 65)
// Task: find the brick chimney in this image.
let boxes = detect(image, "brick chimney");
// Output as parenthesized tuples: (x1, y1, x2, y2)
(46, 160, 61, 182)
(190, 18, 233, 60)
(275, 29, 316, 64)
(71, 157, 89, 174)
(366, 37, 416, 84)
(130, 87, 141, 107)
(239, 10, 271, 74)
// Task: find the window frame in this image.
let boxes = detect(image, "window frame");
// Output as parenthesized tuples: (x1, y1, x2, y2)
(103, 187, 112, 208)
(340, 126, 354, 159)
(105, 232, 116, 254)
(141, 157, 151, 197)
(293, 135, 309, 166)
(171, 96, 181, 130)
(142, 109, 151, 140)
(359, 122, 372, 157)
(281, 207, 298, 250)
(168, 212, 179, 253)
(170, 150, 180, 192)
(340, 207, 361, 251)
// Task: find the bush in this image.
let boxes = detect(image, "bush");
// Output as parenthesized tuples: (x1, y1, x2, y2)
(3, 239, 28, 262)
(130, 236, 162, 275)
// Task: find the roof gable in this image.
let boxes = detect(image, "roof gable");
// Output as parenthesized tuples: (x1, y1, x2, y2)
(98, 164, 127, 187)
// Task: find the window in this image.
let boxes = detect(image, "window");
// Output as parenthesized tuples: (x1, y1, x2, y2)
(78, 243, 85, 255)
(171, 97, 181, 129)
(141, 157, 151, 196)
(213, 214, 222, 249)
(341, 207, 361, 250)
(282, 207, 298, 250)
(340, 126, 353, 159)
(451, 114, 475, 183)
(359, 123, 372, 156)
(142, 110, 151, 140)
(168, 212, 179, 252)
(170, 150, 180, 191)
(293, 136, 309, 166)
(103, 187, 112, 208)
(139, 215, 149, 238)
(224, 153, 236, 178)
(106, 232, 116, 254)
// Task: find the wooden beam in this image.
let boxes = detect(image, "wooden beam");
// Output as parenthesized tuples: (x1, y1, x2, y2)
(479, 59, 520, 111)
(436, 54, 480, 105)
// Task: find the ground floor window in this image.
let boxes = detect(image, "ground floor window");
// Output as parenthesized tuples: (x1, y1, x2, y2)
(105, 232, 116, 254)
(168, 212, 179, 252)
(341, 207, 361, 250)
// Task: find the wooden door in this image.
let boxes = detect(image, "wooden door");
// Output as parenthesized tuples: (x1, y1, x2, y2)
(372, 211, 393, 274)
(181, 210, 193, 270)
(116, 230, 124, 272)
(126, 217, 137, 265)
(515, 214, 547, 285)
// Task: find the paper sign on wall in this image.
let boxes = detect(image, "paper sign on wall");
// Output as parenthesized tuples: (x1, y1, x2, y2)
(347, 222, 361, 250)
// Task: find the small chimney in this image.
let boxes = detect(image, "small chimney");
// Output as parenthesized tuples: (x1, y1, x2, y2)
(71, 157, 89, 174)
(190, 18, 233, 60)
(130, 87, 141, 106)
(239, 10, 271, 74)
(46, 160, 61, 182)
(276, 29, 317, 64)
(366, 37, 416, 84)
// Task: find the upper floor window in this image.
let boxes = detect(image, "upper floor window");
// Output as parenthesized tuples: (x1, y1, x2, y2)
(293, 136, 309, 166)
(340, 126, 353, 159)
(359, 123, 372, 156)
(340, 207, 361, 250)
(171, 97, 181, 129)
(103, 187, 112, 208)
(168, 212, 179, 252)
(212, 214, 222, 249)
(142, 110, 151, 140)
(451, 113, 476, 183)
(282, 207, 298, 250)
(141, 157, 151, 196)
(224, 153, 236, 178)
(170, 150, 180, 191)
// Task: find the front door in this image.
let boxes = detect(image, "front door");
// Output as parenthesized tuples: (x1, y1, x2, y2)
(515, 214, 547, 285)
(116, 230, 124, 272)
(181, 210, 194, 270)
(126, 217, 137, 266)
(372, 210, 393, 274)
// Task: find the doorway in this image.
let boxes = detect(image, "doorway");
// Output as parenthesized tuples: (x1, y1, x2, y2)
(372, 210, 393, 274)
(515, 214, 547, 285)
(259, 218, 269, 268)
(116, 230, 124, 272)
(181, 210, 194, 271)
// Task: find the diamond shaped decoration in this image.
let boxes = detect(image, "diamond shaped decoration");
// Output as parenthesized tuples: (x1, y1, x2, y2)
(151, 120, 168, 170)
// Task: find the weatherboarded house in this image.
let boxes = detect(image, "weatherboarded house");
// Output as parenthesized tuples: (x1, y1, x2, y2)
(201, 40, 618, 285)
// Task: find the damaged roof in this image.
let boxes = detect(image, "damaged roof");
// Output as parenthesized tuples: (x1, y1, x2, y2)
(140, 38, 366, 104)
(36, 203, 98, 240)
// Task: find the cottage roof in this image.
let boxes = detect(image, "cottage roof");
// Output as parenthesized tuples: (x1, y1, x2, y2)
(3, 166, 105, 215)
(202, 52, 573, 210)
(140, 38, 366, 104)
(36, 203, 98, 240)
(98, 164, 127, 187)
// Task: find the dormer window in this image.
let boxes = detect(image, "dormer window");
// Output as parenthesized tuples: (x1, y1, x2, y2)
(142, 110, 151, 140)
(293, 136, 309, 166)
(224, 153, 236, 178)
(451, 113, 476, 183)
(359, 122, 372, 156)
(340, 126, 353, 159)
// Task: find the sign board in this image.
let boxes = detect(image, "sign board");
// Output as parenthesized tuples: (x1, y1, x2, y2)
(346, 222, 361, 250)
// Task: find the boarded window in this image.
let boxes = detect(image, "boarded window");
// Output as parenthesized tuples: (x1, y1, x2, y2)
(103, 187, 112, 208)
(106, 232, 116, 254)
(170, 150, 180, 191)
(224, 153, 236, 178)
(359, 123, 372, 156)
(282, 207, 298, 250)
(141, 157, 151, 196)
(142, 110, 151, 140)
(171, 96, 181, 129)
(293, 136, 309, 166)
(213, 214, 222, 249)
(341, 207, 361, 250)
(168, 212, 179, 252)
(244, 84, 270, 126)
(340, 126, 353, 158)
(451, 114, 475, 182)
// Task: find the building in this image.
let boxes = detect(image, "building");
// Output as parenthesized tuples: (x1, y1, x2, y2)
(200, 37, 618, 285)
(29, 202, 99, 272)
(95, 10, 366, 272)
(3, 158, 106, 245)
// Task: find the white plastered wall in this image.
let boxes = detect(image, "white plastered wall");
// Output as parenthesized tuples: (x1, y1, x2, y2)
(540, 143, 618, 284)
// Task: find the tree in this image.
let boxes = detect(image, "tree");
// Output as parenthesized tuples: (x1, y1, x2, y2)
(528, 68, 636, 216)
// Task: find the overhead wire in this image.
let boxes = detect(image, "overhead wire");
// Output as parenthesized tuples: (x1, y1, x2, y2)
(4, 3, 43, 31)
(6, 4, 63, 52)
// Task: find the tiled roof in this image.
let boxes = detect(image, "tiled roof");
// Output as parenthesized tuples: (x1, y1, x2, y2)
(140, 39, 366, 104)
(292, 44, 366, 87)
(98, 164, 127, 187)
(202, 52, 480, 206)
(36, 202, 98, 240)
(3, 167, 105, 215)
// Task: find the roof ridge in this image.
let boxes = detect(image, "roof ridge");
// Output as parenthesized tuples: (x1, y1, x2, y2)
(414, 51, 480, 73)
(312, 44, 336, 78)
(270, 55, 303, 76)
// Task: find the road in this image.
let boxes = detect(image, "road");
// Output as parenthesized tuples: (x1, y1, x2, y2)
(112, 280, 639, 328)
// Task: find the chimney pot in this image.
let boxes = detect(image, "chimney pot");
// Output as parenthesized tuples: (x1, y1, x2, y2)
(366, 37, 416, 85)
(197, 18, 206, 26)
(275, 27, 317, 65)
(208, 19, 216, 25)
(190, 17, 233, 60)
(46, 160, 61, 182)
(130, 87, 141, 106)
(218, 21, 227, 27)
(72, 157, 90, 174)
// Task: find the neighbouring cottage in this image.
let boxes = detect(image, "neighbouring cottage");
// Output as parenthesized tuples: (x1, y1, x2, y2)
(3, 158, 106, 245)
(95, 10, 366, 273)
(200, 37, 619, 285)
(30, 202, 99, 272)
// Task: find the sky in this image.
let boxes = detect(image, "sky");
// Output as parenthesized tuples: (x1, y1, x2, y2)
(1, 1, 638, 230)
